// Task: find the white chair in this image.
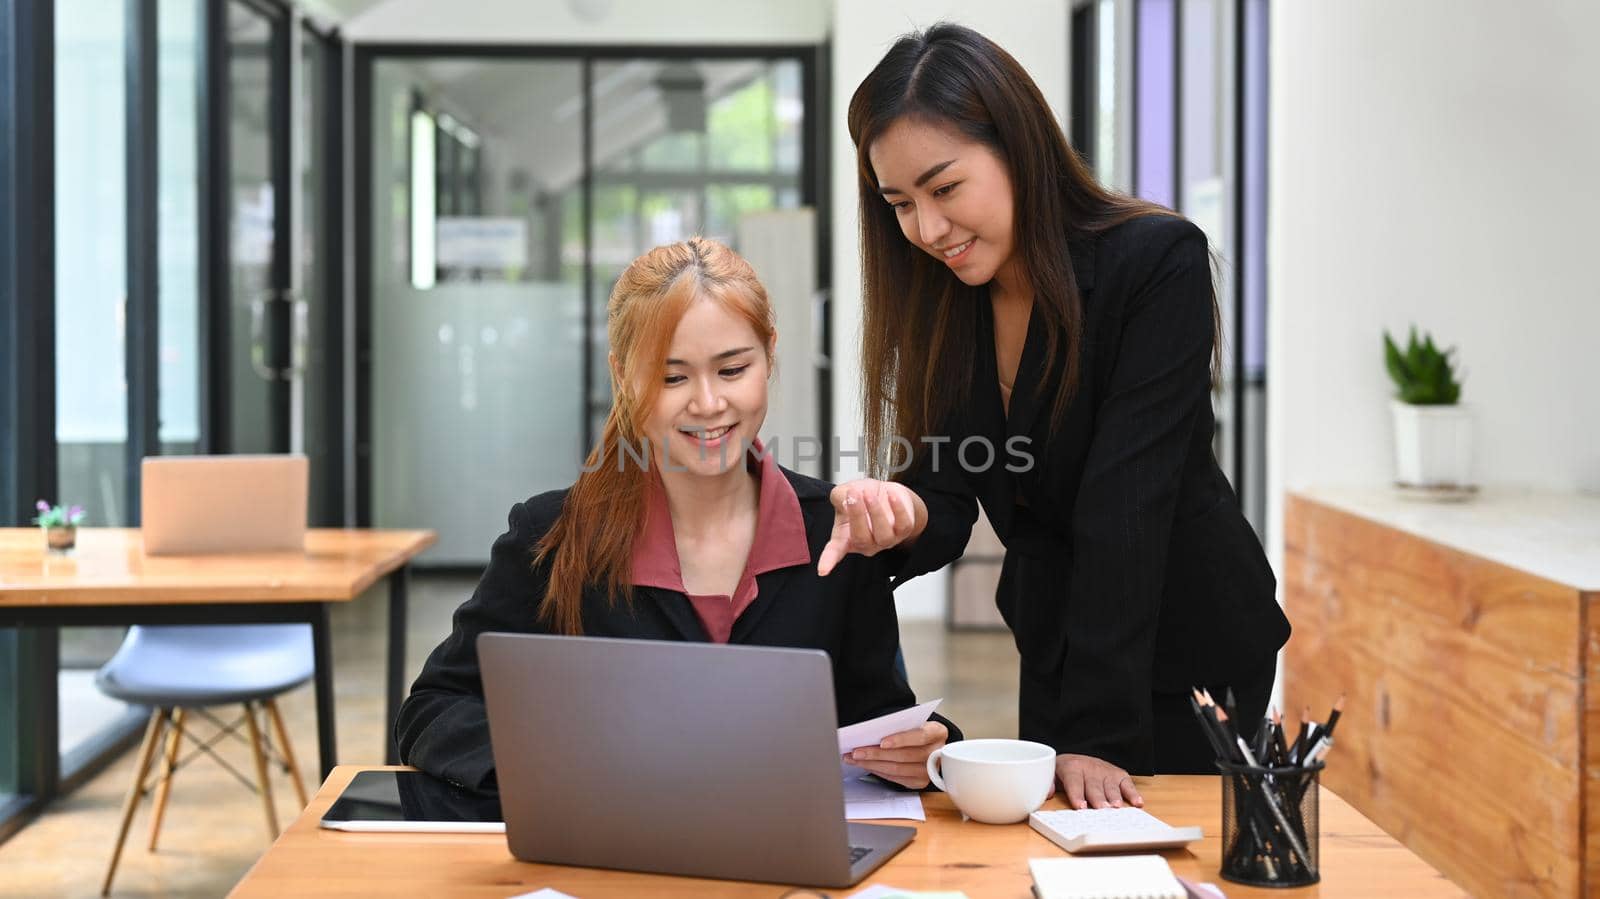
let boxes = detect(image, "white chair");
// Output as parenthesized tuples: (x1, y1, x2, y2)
(93, 624, 314, 895)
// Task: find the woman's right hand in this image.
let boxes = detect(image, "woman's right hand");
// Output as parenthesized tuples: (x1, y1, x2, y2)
(817, 479, 926, 576)
(1055, 753, 1144, 809)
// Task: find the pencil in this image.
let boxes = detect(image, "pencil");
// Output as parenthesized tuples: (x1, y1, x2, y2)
(1197, 690, 1241, 763)
(1322, 694, 1346, 739)
(1272, 708, 1290, 766)
(1214, 707, 1243, 762)
(1189, 691, 1230, 761)
(1291, 706, 1311, 764)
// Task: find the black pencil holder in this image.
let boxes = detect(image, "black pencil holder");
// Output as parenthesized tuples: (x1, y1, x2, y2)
(1218, 760, 1322, 888)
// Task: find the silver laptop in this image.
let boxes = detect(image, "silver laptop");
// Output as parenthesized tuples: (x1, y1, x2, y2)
(141, 455, 308, 555)
(477, 633, 916, 888)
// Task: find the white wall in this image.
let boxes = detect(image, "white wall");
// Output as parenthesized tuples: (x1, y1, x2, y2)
(343, 0, 829, 44)
(739, 209, 823, 479)
(830, 2, 1070, 620)
(1267, 0, 1600, 562)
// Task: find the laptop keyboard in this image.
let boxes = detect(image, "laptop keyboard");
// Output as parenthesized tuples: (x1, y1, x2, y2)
(848, 845, 872, 865)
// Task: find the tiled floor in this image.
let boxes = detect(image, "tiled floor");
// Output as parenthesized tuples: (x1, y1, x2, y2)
(58, 671, 137, 757)
(0, 573, 1020, 898)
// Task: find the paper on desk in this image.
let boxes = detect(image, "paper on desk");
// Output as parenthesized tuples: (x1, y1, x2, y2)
(838, 699, 941, 755)
(1176, 878, 1227, 899)
(506, 890, 578, 899)
(844, 883, 966, 889)
(843, 770, 926, 821)
(846, 887, 914, 899)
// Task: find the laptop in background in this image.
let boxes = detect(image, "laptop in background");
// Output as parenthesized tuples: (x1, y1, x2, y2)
(141, 455, 308, 555)
(477, 633, 916, 888)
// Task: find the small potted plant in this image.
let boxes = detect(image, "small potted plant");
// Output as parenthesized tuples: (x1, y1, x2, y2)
(34, 500, 87, 551)
(1384, 326, 1473, 497)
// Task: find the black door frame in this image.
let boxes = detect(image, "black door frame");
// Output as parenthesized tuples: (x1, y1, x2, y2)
(202, 0, 294, 456)
(0, 0, 59, 848)
(300, 21, 347, 526)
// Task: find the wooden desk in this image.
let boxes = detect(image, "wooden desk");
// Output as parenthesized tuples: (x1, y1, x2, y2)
(0, 528, 435, 778)
(1284, 489, 1600, 897)
(231, 766, 1461, 897)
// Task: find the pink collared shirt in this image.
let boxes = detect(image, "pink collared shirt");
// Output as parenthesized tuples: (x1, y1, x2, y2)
(629, 447, 812, 643)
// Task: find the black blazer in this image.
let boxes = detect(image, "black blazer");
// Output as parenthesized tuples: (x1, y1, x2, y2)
(894, 215, 1289, 773)
(396, 465, 960, 794)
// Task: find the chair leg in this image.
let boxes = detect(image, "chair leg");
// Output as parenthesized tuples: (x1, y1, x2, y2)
(147, 707, 186, 851)
(264, 698, 307, 808)
(101, 708, 167, 897)
(243, 701, 279, 838)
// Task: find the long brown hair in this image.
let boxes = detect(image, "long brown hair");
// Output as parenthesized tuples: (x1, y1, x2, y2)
(847, 22, 1219, 472)
(534, 237, 776, 635)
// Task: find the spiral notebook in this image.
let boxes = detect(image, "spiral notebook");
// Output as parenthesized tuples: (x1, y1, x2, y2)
(1028, 855, 1186, 899)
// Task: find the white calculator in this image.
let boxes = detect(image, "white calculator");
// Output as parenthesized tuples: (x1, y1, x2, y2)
(1029, 807, 1203, 853)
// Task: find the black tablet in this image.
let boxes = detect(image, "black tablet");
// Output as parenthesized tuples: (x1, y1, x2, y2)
(320, 770, 504, 833)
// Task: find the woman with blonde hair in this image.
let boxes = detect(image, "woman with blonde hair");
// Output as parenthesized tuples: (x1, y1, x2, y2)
(397, 237, 956, 793)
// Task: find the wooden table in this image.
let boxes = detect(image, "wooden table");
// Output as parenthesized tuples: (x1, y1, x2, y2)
(0, 528, 435, 778)
(231, 766, 1461, 897)
(1284, 489, 1600, 897)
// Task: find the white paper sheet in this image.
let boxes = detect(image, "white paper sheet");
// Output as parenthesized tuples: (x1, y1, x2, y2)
(845, 886, 914, 899)
(844, 887, 968, 899)
(843, 770, 927, 821)
(837, 699, 942, 754)
(835, 701, 940, 821)
(845, 793, 927, 822)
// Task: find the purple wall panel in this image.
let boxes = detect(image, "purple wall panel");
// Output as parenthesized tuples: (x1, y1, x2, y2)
(1135, 0, 1175, 209)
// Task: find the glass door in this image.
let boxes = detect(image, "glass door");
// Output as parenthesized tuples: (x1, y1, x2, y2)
(361, 50, 815, 558)
(223, 0, 290, 454)
(368, 57, 587, 563)
(587, 58, 806, 442)
(53, 0, 137, 773)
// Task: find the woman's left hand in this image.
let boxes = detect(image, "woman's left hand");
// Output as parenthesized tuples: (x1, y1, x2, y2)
(842, 721, 949, 789)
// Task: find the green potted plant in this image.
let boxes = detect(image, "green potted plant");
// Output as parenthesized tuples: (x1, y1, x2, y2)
(1383, 326, 1472, 495)
(34, 500, 86, 551)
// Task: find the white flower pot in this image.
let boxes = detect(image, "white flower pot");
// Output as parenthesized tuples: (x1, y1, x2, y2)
(1390, 400, 1473, 488)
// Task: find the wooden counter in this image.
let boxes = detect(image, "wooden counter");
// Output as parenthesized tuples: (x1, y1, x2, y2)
(1284, 488, 1600, 897)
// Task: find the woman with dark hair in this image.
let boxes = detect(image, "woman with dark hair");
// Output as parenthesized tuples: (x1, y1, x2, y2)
(816, 23, 1290, 808)
(398, 238, 956, 794)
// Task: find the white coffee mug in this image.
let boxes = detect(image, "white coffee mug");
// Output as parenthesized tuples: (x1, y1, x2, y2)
(925, 739, 1056, 824)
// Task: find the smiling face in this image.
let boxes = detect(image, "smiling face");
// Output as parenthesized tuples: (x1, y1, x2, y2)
(641, 295, 772, 478)
(868, 116, 1020, 289)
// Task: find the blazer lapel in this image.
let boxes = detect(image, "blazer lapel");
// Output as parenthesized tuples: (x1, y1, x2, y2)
(969, 301, 1022, 538)
(727, 567, 797, 643)
(636, 586, 709, 641)
(1005, 236, 1098, 445)
(970, 300, 1009, 444)
(1003, 306, 1048, 444)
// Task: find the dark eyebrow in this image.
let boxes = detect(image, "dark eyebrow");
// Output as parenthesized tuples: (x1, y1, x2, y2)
(878, 159, 958, 195)
(665, 346, 757, 366)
